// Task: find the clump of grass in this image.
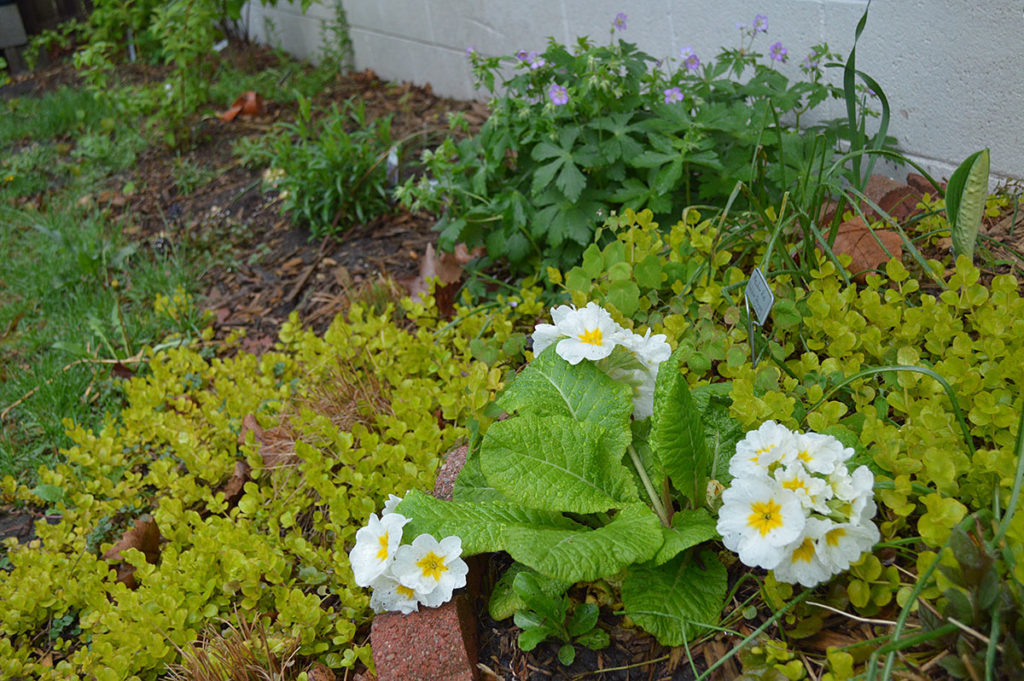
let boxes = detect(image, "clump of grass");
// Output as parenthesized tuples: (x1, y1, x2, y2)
(0, 204, 204, 482)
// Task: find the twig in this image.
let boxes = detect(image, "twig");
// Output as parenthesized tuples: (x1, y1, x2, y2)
(284, 236, 332, 304)
(947, 617, 1004, 653)
(806, 601, 901, 627)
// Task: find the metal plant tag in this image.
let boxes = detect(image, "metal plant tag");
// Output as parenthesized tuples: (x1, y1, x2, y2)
(745, 267, 774, 326)
(745, 267, 774, 368)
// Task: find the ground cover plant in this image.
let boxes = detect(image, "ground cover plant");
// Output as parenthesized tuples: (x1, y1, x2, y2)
(0, 290, 538, 678)
(3, 5, 1024, 681)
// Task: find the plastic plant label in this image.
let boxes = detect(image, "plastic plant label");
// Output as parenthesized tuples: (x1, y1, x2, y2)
(745, 267, 774, 326)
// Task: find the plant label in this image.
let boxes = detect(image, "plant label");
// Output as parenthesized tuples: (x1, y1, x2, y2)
(745, 267, 774, 326)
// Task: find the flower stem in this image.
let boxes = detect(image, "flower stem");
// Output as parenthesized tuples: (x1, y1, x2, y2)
(627, 445, 670, 527)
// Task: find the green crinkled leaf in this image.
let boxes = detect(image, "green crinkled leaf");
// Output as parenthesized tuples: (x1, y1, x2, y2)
(691, 384, 743, 484)
(650, 346, 711, 505)
(507, 504, 663, 583)
(489, 563, 572, 621)
(453, 447, 507, 503)
(622, 550, 727, 646)
(653, 508, 718, 565)
(498, 347, 632, 455)
(482, 415, 639, 513)
(396, 490, 581, 555)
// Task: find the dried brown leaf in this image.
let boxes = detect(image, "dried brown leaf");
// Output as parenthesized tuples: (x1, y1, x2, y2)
(831, 217, 903, 280)
(221, 460, 251, 505)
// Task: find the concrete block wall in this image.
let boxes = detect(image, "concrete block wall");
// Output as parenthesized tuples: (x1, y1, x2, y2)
(245, 0, 1024, 184)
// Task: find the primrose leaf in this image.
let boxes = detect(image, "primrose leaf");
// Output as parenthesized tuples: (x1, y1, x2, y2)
(691, 385, 743, 484)
(453, 447, 507, 503)
(481, 415, 639, 513)
(621, 550, 727, 646)
(396, 490, 581, 555)
(498, 347, 632, 455)
(652, 508, 718, 565)
(507, 503, 662, 583)
(650, 346, 711, 505)
(490, 562, 571, 621)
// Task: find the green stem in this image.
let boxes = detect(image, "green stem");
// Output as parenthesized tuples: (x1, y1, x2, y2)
(627, 445, 669, 527)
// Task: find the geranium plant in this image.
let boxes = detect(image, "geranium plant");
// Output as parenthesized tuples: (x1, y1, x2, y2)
(396, 11, 876, 272)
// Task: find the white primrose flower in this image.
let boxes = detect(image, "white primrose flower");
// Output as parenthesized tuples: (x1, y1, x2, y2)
(531, 302, 625, 365)
(773, 463, 833, 513)
(815, 516, 881, 573)
(381, 494, 404, 516)
(729, 421, 797, 479)
(773, 517, 833, 588)
(630, 373, 658, 420)
(620, 328, 671, 372)
(349, 512, 410, 587)
(831, 464, 875, 504)
(717, 477, 805, 569)
(784, 431, 852, 475)
(369, 574, 421, 614)
(392, 534, 469, 608)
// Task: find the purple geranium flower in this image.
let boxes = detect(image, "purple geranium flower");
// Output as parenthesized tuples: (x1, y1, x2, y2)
(680, 46, 701, 71)
(663, 87, 683, 104)
(548, 83, 569, 106)
(769, 41, 788, 62)
(614, 12, 628, 31)
(528, 50, 546, 70)
(516, 49, 529, 61)
(465, 46, 475, 58)
(753, 14, 769, 33)
(802, 49, 819, 70)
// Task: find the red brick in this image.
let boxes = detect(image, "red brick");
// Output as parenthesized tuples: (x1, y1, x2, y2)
(370, 594, 479, 681)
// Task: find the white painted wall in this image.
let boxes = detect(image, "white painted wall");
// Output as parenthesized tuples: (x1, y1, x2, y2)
(245, 0, 1024, 184)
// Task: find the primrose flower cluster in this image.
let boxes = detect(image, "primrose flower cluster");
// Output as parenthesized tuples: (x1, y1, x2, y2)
(716, 422, 880, 587)
(532, 302, 670, 419)
(350, 495, 468, 614)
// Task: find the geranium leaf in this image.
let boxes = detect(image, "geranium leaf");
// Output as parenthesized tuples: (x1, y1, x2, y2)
(652, 508, 718, 565)
(621, 550, 727, 646)
(481, 414, 639, 513)
(497, 347, 632, 456)
(507, 504, 663, 582)
(650, 346, 711, 505)
(396, 490, 581, 555)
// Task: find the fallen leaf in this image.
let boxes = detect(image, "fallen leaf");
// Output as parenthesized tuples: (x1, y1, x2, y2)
(101, 517, 162, 588)
(307, 663, 336, 681)
(454, 242, 485, 264)
(830, 217, 903, 280)
(221, 460, 251, 505)
(238, 413, 264, 446)
(397, 243, 463, 317)
(110, 362, 135, 380)
(220, 91, 265, 122)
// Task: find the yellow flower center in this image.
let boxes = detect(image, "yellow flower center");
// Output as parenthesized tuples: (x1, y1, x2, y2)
(782, 476, 808, 493)
(747, 499, 784, 537)
(416, 551, 449, 581)
(798, 450, 812, 463)
(376, 531, 389, 561)
(826, 527, 847, 547)
(792, 538, 816, 563)
(751, 445, 774, 465)
(397, 585, 416, 599)
(578, 328, 603, 346)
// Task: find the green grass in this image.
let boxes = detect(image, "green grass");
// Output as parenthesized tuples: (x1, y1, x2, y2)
(0, 86, 114, 146)
(0, 201, 204, 483)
